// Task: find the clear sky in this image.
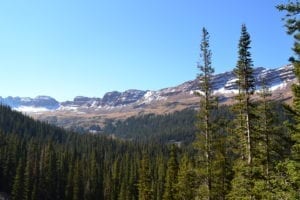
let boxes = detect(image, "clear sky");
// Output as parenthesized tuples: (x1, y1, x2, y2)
(0, 0, 293, 101)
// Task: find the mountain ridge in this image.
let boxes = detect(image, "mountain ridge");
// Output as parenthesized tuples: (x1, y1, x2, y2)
(1, 64, 294, 111)
(0, 64, 295, 130)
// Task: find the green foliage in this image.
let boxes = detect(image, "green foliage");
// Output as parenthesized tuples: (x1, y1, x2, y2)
(234, 24, 255, 96)
(194, 27, 231, 200)
(229, 24, 257, 199)
(0, 93, 295, 200)
(11, 159, 25, 200)
(276, 1, 300, 198)
(175, 155, 198, 200)
(103, 109, 197, 143)
(138, 154, 153, 200)
(163, 145, 179, 200)
(0, 105, 173, 200)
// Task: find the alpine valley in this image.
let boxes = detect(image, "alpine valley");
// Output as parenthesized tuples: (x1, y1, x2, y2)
(0, 64, 295, 131)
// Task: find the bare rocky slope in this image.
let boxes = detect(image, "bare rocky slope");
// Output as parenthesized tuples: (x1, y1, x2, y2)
(0, 64, 295, 130)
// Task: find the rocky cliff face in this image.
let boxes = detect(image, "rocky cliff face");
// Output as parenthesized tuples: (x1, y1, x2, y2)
(0, 64, 295, 118)
(100, 90, 147, 107)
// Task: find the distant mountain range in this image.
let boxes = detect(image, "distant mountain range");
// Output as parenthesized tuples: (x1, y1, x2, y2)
(0, 64, 295, 130)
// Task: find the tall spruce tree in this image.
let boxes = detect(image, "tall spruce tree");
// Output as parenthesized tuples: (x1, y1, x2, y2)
(234, 24, 255, 165)
(194, 27, 215, 200)
(194, 27, 229, 200)
(229, 24, 256, 199)
(276, 1, 300, 198)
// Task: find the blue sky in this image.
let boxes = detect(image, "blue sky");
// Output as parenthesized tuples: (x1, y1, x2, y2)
(0, 0, 292, 101)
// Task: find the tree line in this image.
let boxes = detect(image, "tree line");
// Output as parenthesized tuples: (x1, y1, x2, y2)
(191, 2, 300, 199)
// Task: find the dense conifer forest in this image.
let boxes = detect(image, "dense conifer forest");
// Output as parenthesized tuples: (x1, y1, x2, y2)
(102, 109, 197, 143)
(0, 96, 295, 200)
(1, 1, 300, 199)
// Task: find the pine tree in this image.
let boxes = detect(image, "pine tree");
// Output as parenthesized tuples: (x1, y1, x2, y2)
(23, 152, 34, 200)
(65, 161, 74, 200)
(229, 24, 256, 199)
(194, 27, 216, 200)
(252, 79, 284, 199)
(154, 155, 166, 200)
(43, 142, 57, 200)
(2, 135, 19, 193)
(56, 152, 68, 200)
(118, 153, 133, 200)
(11, 158, 25, 200)
(163, 145, 179, 200)
(210, 107, 232, 200)
(235, 24, 255, 165)
(128, 155, 139, 200)
(72, 159, 84, 200)
(85, 151, 101, 200)
(276, 1, 300, 198)
(253, 79, 273, 199)
(175, 155, 198, 200)
(111, 158, 121, 200)
(138, 154, 153, 200)
(194, 27, 230, 199)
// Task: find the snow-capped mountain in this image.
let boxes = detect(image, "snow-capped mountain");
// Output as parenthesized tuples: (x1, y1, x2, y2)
(0, 64, 295, 118)
(0, 96, 59, 113)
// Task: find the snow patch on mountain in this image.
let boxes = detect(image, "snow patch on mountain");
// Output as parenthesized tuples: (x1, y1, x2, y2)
(213, 87, 238, 95)
(58, 105, 79, 111)
(144, 91, 154, 100)
(140, 91, 167, 104)
(15, 106, 50, 113)
(269, 82, 288, 91)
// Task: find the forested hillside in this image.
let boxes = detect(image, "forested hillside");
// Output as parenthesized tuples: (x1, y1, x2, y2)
(103, 109, 197, 143)
(102, 104, 287, 144)
(0, 97, 296, 200)
(0, 105, 174, 199)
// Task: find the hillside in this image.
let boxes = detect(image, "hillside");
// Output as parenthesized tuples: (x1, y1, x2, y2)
(0, 105, 173, 199)
(0, 96, 292, 199)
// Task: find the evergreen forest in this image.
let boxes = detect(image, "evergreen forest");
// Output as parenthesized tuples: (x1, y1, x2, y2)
(0, 1, 300, 199)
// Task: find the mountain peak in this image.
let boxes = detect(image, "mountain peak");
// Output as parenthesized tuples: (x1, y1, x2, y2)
(0, 64, 295, 116)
